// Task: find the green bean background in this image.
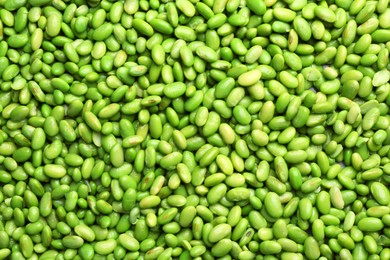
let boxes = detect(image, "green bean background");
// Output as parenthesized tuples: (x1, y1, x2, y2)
(0, 0, 390, 259)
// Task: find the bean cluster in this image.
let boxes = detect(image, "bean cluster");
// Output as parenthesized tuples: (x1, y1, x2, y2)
(0, 0, 389, 259)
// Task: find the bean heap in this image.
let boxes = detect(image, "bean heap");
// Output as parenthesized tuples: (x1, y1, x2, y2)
(0, 0, 389, 259)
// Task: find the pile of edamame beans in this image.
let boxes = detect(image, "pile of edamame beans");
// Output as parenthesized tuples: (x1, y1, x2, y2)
(0, 0, 389, 259)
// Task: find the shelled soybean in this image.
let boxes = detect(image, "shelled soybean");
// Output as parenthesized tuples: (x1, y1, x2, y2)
(0, 0, 390, 259)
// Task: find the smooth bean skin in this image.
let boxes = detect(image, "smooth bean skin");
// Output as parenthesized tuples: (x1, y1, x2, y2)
(264, 192, 283, 218)
(357, 218, 384, 232)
